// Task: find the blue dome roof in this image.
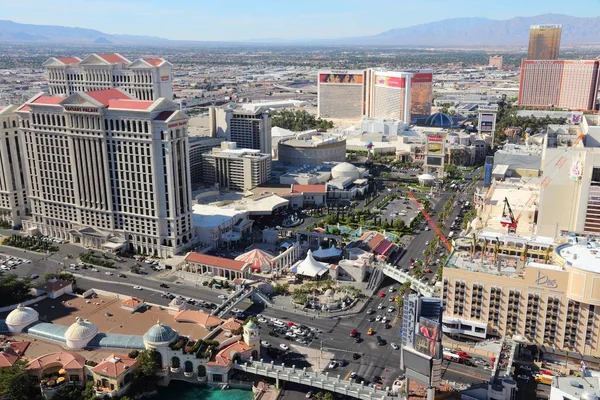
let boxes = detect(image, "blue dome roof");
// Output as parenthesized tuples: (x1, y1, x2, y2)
(144, 321, 177, 344)
(424, 112, 453, 128)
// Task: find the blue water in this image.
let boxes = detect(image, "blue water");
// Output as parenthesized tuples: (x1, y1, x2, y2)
(156, 381, 254, 400)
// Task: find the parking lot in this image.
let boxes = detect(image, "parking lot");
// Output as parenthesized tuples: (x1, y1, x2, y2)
(0, 252, 32, 273)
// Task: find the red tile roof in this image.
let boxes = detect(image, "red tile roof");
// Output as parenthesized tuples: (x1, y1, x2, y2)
(26, 351, 85, 371)
(291, 184, 326, 194)
(144, 58, 164, 66)
(32, 96, 64, 105)
(85, 89, 131, 106)
(174, 310, 222, 328)
(154, 110, 175, 121)
(206, 341, 253, 367)
(220, 318, 242, 331)
(92, 354, 137, 378)
(57, 57, 81, 65)
(97, 53, 129, 64)
(122, 297, 144, 308)
(374, 239, 394, 256)
(17, 105, 30, 112)
(108, 99, 154, 110)
(185, 252, 249, 271)
(0, 347, 19, 368)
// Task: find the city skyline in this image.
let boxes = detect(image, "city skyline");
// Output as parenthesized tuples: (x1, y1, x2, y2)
(0, 0, 598, 41)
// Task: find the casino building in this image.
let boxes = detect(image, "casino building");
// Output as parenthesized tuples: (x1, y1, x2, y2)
(442, 233, 600, 358)
(317, 68, 433, 122)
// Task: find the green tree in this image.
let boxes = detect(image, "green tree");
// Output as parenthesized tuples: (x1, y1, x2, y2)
(0, 363, 42, 400)
(82, 381, 98, 400)
(393, 218, 406, 231)
(0, 274, 32, 307)
(51, 385, 85, 400)
(324, 393, 334, 400)
(136, 350, 160, 378)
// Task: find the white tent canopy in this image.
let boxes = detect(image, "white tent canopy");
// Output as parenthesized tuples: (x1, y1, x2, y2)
(291, 250, 329, 278)
(312, 245, 342, 259)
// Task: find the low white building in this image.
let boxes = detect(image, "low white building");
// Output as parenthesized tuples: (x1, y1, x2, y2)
(191, 204, 252, 247)
(550, 376, 600, 400)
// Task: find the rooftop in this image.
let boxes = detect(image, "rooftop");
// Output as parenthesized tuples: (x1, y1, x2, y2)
(557, 239, 600, 273)
(92, 354, 137, 378)
(291, 184, 326, 194)
(35, 279, 72, 293)
(184, 252, 249, 271)
(553, 376, 600, 399)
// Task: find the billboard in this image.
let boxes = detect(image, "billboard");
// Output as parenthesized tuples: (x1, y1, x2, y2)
(411, 72, 433, 84)
(319, 73, 363, 84)
(375, 74, 406, 88)
(414, 333, 441, 358)
(426, 156, 443, 166)
(418, 317, 441, 342)
(403, 347, 432, 379)
(160, 69, 170, 82)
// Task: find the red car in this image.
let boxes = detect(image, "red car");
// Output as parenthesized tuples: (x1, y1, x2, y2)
(456, 351, 469, 359)
(350, 329, 358, 337)
(379, 292, 385, 298)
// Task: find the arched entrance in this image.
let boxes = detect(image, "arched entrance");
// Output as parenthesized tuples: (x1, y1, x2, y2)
(171, 356, 180, 369)
(184, 360, 193, 373)
(197, 365, 206, 377)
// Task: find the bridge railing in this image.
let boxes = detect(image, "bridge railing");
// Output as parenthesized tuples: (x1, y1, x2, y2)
(233, 359, 393, 400)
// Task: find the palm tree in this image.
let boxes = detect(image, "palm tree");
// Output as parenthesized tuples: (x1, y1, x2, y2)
(522, 244, 529, 263)
(493, 239, 500, 263)
(471, 233, 477, 257)
(482, 239, 489, 263)
(544, 245, 554, 264)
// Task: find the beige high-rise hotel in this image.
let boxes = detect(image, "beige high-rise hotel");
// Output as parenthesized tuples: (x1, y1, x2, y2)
(527, 24, 562, 60)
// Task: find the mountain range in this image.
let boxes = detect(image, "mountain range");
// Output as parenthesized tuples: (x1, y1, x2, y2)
(1, 14, 600, 47)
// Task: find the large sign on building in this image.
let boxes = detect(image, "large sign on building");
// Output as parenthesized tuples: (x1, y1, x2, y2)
(401, 296, 444, 387)
(319, 73, 363, 84)
(374, 74, 406, 88)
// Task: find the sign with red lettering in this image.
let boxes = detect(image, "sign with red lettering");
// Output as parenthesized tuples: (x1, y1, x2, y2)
(167, 120, 187, 128)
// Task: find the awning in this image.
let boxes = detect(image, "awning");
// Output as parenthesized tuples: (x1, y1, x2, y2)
(58, 368, 66, 375)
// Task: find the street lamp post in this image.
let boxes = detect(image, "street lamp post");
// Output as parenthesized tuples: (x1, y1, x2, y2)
(319, 337, 334, 370)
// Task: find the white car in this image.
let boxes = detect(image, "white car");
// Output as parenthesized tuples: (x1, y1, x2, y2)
(105, 271, 113, 276)
(350, 372, 357, 379)
(328, 361, 338, 369)
(381, 316, 388, 323)
(375, 315, 382, 322)
(133, 286, 143, 290)
(91, 268, 99, 272)
(377, 303, 384, 309)
(260, 341, 271, 348)
(387, 307, 394, 313)
(218, 294, 227, 299)
(258, 318, 267, 323)
(280, 344, 289, 351)
(391, 343, 399, 350)
(286, 332, 297, 338)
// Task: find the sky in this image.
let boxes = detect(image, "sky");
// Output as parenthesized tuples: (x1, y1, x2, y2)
(0, 0, 598, 41)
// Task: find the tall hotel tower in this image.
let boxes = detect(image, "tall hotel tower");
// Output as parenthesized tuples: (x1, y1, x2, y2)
(16, 87, 193, 257)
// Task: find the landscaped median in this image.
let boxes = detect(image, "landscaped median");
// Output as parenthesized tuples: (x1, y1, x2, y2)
(2, 234, 59, 252)
(78, 250, 117, 268)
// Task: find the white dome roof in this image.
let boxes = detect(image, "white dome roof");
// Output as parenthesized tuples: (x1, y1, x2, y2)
(418, 173, 436, 180)
(332, 162, 360, 179)
(65, 317, 98, 341)
(6, 304, 39, 327)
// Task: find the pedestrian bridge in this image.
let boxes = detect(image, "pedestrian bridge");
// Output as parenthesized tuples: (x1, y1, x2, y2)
(212, 287, 273, 318)
(234, 359, 392, 400)
(381, 263, 440, 297)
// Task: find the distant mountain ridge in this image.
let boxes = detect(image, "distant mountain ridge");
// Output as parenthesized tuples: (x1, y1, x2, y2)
(1, 14, 600, 47)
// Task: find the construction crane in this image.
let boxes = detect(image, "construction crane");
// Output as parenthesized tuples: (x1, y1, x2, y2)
(500, 197, 518, 233)
(407, 191, 453, 252)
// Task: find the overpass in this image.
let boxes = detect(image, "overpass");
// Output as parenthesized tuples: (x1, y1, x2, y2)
(381, 263, 440, 297)
(212, 287, 273, 318)
(233, 359, 392, 400)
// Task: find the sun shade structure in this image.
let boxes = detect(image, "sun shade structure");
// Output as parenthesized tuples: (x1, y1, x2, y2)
(235, 248, 274, 272)
(312, 245, 342, 259)
(291, 250, 329, 278)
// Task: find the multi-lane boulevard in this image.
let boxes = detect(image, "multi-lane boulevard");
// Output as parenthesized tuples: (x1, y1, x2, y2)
(0, 172, 491, 392)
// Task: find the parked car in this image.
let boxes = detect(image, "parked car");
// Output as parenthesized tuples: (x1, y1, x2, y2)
(391, 343, 399, 350)
(328, 361, 338, 369)
(30, 274, 39, 279)
(133, 286, 142, 290)
(260, 341, 271, 348)
(280, 344, 289, 351)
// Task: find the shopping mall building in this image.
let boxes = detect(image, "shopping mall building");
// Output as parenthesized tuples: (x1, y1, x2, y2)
(442, 233, 600, 358)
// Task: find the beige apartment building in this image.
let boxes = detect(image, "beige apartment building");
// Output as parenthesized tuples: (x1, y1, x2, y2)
(202, 142, 271, 191)
(43, 53, 173, 101)
(0, 105, 28, 227)
(16, 89, 193, 257)
(443, 234, 600, 357)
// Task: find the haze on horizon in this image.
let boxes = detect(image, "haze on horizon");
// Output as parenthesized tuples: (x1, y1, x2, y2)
(0, 0, 598, 42)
